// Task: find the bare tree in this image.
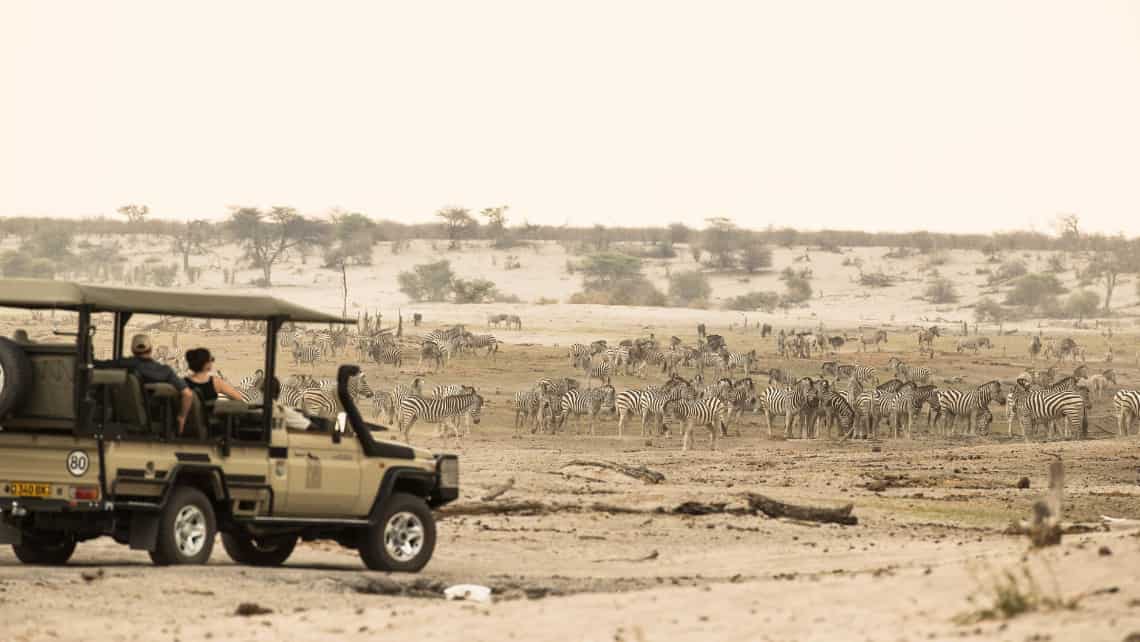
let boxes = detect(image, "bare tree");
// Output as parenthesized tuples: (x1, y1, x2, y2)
(168, 220, 209, 273)
(228, 206, 317, 287)
(480, 205, 509, 246)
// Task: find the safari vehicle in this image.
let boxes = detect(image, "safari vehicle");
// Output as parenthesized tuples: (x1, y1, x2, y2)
(0, 280, 457, 571)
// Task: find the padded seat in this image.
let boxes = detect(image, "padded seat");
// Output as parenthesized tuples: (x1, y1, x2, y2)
(111, 374, 148, 430)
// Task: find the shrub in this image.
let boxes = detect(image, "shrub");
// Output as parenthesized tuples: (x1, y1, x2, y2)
(148, 264, 178, 287)
(0, 251, 56, 278)
(397, 260, 455, 302)
(723, 291, 780, 312)
(974, 297, 1008, 323)
(535, 296, 558, 305)
(1064, 290, 1100, 319)
(989, 260, 1028, 284)
(668, 271, 712, 307)
(921, 252, 949, 270)
(1004, 273, 1066, 308)
(1045, 254, 1066, 274)
(780, 267, 813, 304)
(924, 277, 959, 304)
(739, 243, 773, 273)
(451, 278, 499, 304)
(858, 271, 894, 288)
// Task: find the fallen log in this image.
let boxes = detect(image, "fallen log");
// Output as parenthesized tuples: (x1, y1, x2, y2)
(480, 477, 515, 502)
(1003, 520, 1105, 537)
(562, 460, 666, 484)
(438, 501, 648, 519)
(744, 493, 857, 526)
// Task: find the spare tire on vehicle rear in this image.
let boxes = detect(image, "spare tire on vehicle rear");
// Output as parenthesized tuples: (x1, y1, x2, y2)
(0, 338, 33, 419)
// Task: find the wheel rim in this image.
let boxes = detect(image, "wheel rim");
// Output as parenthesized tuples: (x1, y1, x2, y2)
(383, 511, 424, 562)
(174, 505, 208, 557)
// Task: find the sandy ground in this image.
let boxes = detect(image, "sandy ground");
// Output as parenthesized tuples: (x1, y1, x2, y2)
(2, 245, 1140, 641)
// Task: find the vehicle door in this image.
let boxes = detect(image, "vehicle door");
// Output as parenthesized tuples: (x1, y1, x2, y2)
(280, 419, 362, 516)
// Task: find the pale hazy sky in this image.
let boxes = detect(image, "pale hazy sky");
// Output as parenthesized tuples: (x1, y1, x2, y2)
(2, 1, 1139, 235)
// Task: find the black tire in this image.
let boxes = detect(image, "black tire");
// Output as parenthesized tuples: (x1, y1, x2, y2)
(359, 492, 436, 572)
(0, 337, 33, 418)
(221, 532, 297, 567)
(148, 486, 216, 566)
(12, 533, 76, 565)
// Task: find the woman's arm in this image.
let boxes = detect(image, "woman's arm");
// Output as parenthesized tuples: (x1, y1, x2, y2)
(213, 375, 246, 401)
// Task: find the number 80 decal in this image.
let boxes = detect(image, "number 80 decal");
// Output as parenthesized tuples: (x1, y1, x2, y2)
(67, 450, 89, 477)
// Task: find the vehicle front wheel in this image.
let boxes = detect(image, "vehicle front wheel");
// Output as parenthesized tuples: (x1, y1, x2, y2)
(12, 533, 76, 565)
(359, 492, 436, 572)
(149, 486, 216, 566)
(221, 532, 297, 567)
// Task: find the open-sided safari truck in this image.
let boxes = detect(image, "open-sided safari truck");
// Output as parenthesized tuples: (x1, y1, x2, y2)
(0, 279, 457, 571)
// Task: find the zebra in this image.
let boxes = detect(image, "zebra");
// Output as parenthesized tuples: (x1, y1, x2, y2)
(639, 376, 695, 436)
(558, 385, 616, 435)
(881, 382, 918, 439)
(514, 389, 554, 435)
(372, 390, 396, 424)
(723, 349, 757, 375)
(419, 341, 445, 371)
(291, 341, 322, 368)
(1009, 381, 1085, 441)
(858, 329, 888, 352)
(584, 359, 615, 387)
(887, 357, 931, 384)
(937, 380, 1003, 436)
(815, 389, 857, 439)
(956, 337, 992, 353)
(298, 374, 375, 418)
(662, 397, 729, 451)
(614, 388, 647, 438)
(568, 344, 592, 368)
(1112, 389, 1140, 436)
(397, 392, 484, 442)
(462, 333, 500, 359)
(238, 369, 265, 391)
(759, 378, 817, 439)
(422, 325, 465, 346)
(536, 377, 579, 398)
(433, 383, 476, 398)
(917, 326, 940, 356)
(505, 314, 522, 330)
(368, 343, 403, 368)
(393, 377, 425, 415)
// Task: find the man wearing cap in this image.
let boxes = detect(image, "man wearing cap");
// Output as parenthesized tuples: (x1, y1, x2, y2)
(97, 334, 194, 434)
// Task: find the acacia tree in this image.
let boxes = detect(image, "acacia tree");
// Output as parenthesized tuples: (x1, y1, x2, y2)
(116, 204, 149, 225)
(228, 206, 317, 286)
(324, 211, 377, 267)
(436, 207, 476, 249)
(169, 220, 209, 273)
(701, 217, 740, 270)
(480, 205, 510, 247)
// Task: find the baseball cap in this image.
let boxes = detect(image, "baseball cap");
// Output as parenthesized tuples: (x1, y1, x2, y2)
(131, 334, 154, 354)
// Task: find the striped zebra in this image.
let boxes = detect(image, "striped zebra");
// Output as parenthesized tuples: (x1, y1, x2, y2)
(278, 329, 303, 348)
(537, 377, 579, 398)
(419, 341, 445, 371)
(1009, 381, 1086, 441)
(614, 388, 647, 438)
(1112, 389, 1140, 436)
(422, 325, 465, 346)
(911, 385, 940, 428)
(723, 349, 757, 375)
(887, 357, 931, 384)
(368, 343, 403, 368)
(937, 380, 1003, 436)
(462, 333, 500, 359)
(815, 388, 857, 439)
(433, 383, 476, 398)
(662, 397, 729, 451)
(859, 329, 888, 352)
(291, 341, 322, 368)
(584, 359, 615, 387)
(372, 391, 396, 424)
(881, 382, 918, 439)
(514, 389, 554, 435)
(238, 369, 265, 391)
(640, 376, 695, 436)
(759, 378, 818, 439)
(603, 347, 630, 369)
(558, 385, 616, 435)
(397, 392, 484, 442)
(568, 344, 592, 368)
(298, 374, 375, 418)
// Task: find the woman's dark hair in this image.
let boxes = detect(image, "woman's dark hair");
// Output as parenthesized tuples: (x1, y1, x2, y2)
(185, 348, 213, 373)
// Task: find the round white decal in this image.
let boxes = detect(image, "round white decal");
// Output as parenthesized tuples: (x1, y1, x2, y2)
(66, 450, 89, 477)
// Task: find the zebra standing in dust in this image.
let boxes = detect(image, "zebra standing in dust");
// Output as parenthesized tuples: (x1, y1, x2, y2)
(722, 349, 757, 375)
(937, 380, 1003, 436)
(1112, 389, 1140, 436)
(880, 382, 918, 438)
(584, 359, 615, 387)
(291, 341, 322, 368)
(859, 329, 888, 352)
(397, 392, 484, 443)
(662, 396, 729, 451)
(372, 390, 396, 424)
(299, 374, 375, 419)
(514, 389, 555, 435)
(392, 377, 425, 415)
(368, 342, 403, 368)
(568, 344, 592, 368)
(639, 377, 695, 437)
(462, 333, 500, 359)
(887, 357, 931, 384)
(1009, 381, 1086, 441)
(558, 385, 616, 435)
(433, 383, 476, 398)
(759, 378, 818, 439)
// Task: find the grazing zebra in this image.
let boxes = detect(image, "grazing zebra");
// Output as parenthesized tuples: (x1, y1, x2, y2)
(917, 326, 940, 356)
(1084, 370, 1117, 399)
(937, 380, 1003, 436)
(911, 385, 940, 428)
(505, 314, 522, 330)
(291, 341, 322, 368)
(614, 389, 647, 438)
(419, 341, 445, 371)
(558, 385, 616, 435)
(423, 325, 465, 346)
(1010, 381, 1086, 440)
(487, 313, 508, 329)
(584, 359, 615, 387)
(536, 377, 579, 398)
(956, 337, 992, 353)
(371, 391, 396, 424)
(463, 333, 500, 359)
(568, 344, 592, 368)
(663, 397, 729, 451)
(433, 383, 476, 398)
(767, 368, 794, 386)
(859, 329, 888, 352)
(723, 349, 757, 375)
(887, 357, 931, 384)
(640, 376, 695, 436)
(392, 377, 425, 414)
(814, 389, 857, 439)
(759, 378, 818, 439)
(1112, 389, 1140, 436)
(881, 382, 918, 439)
(397, 392, 484, 442)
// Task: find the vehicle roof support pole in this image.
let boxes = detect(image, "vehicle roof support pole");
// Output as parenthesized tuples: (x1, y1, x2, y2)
(263, 317, 283, 442)
(112, 311, 133, 359)
(75, 306, 92, 430)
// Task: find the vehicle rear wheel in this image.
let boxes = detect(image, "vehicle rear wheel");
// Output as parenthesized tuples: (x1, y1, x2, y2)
(149, 486, 216, 566)
(221, 532, 297, 567)
(359, 492, 436, 572)
(12, 533, 76, 565)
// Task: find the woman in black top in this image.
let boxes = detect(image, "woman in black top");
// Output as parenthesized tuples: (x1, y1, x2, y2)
(184, 348, 244, 408)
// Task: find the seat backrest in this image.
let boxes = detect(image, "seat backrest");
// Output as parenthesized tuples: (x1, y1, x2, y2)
(185, 391, 209, 441)
(112, 374, 148, 430)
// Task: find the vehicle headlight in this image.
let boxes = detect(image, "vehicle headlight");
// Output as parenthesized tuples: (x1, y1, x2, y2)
(437, 456, 459, 488)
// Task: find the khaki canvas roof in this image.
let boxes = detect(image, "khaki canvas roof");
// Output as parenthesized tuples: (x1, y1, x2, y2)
(0, 279, 354, 323)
